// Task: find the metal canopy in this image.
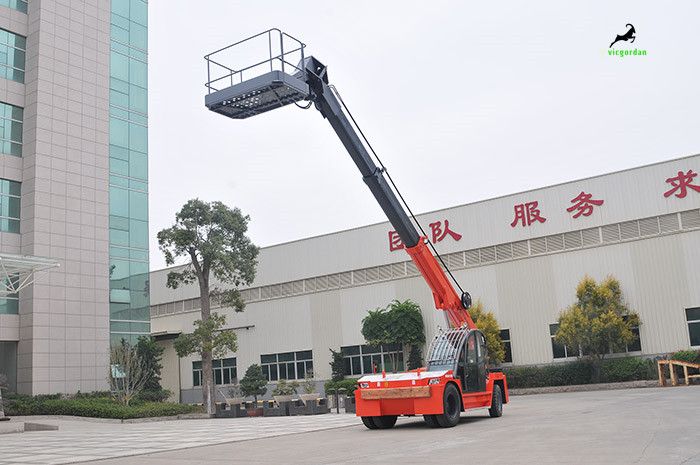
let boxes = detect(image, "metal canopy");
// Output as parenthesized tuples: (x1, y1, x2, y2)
(0, 253, 59, 297)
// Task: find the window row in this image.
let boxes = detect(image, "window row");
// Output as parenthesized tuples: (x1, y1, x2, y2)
(0, 0, 27, 14)
(193, 358, 238, 387)
(0, 28, 25, 83)
(688, 308, 700, 347)
(0, 178, 20, 233)
(549, 318, 641, 359)
(261, 350, 313, 381)
(341, 344, 404, 376)
(0, 101, 22, 157)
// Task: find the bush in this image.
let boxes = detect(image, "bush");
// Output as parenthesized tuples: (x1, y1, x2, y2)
(504, 360, 592, 389)
(504, 357, 656, 389)
(600, 357, 656, 383)
(4, 393, 199, 419)
(136, 389, 172, 403)
(324, 378, 359, 395)
(670, 350, 700, 363)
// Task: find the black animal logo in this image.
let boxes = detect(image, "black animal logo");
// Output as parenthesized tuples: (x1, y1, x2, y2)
(609, 24, 636, 48)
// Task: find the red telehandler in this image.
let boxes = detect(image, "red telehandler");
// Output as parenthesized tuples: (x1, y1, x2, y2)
(203, 29, 508, 429)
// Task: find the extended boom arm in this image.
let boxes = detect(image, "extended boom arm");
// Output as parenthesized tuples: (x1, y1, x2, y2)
(299, 57, 475, 330)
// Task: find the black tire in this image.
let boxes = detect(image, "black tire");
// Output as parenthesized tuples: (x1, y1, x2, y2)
(374, 415, 398, 429)
(361, 416, 378, 429)
(423, 414, 440, 428)
(436, 383, 461, 428)
(488, 384, 503, 418)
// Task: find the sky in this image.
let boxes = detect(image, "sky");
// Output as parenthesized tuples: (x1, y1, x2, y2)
(147, 0, 700, 270)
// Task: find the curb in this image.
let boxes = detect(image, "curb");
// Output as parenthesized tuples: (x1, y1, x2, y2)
(10, 413, 212, 424)
(509, 379, 659, 396)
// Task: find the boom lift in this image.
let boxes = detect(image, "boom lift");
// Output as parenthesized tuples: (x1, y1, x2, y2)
(204, 29, 508, 429)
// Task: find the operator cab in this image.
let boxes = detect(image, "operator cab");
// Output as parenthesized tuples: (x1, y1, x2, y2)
(427, 328, 488, 392)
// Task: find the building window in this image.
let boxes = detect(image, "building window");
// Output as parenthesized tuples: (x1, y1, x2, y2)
(550, 324, 579, 359)
(341, 344, 404, 376)
(0, 28, 25, 83)
(0, 102, 21, 157)
(0, 178, 20, 233)
(687, 308, 700, 347)
(260, 350, 313, 381)
(0, 0, 27, 13)
(192, 358, 237, 387)
(499, 329, 513, 363)
(0, 274, 18, 314)
(613, 315, 641, 353)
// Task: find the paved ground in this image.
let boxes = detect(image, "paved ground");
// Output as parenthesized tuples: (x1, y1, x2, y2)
(2, 386, 699, 464)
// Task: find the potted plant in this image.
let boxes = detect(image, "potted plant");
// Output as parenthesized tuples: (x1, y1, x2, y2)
(240, 364, 267, 417)
(272, 379, 299, 404)
(299, 371, 319, 404)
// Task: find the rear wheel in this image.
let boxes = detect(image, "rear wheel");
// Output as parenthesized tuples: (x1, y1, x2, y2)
(423, 414, 440, 428)
(373, 415, 397, 429)
(361, 416, 378, 429)
(488, 384, 503, 418)
(436, 383, 461, 428)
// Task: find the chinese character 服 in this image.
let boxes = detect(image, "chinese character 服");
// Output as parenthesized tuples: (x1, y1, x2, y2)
(510, 201, 546, 228)
(567, 192, 604, 218)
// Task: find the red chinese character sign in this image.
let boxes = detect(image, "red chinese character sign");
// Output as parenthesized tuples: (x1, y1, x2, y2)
(510, 201, 546, 228)
(388, 220, 462, 251)
(664, 170, 700, 198)
(567, 192, 604, 218)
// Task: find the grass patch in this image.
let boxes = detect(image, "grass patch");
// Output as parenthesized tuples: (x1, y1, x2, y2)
(4, 394, 201, 419)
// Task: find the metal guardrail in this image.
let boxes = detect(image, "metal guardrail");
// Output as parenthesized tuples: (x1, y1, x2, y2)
(204, 28, 306, 93)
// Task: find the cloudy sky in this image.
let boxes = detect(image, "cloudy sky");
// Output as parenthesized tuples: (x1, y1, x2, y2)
(148, 0, 700, 270)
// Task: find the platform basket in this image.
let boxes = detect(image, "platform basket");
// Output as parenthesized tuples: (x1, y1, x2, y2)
(204, 29, 309, 119)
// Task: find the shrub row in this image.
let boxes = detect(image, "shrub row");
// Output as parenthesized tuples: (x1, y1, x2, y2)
(670, 350, 700, 364)
(503, 356, 656, 389)
(4, 394, 199, 419)
(324, 378, 359, 395)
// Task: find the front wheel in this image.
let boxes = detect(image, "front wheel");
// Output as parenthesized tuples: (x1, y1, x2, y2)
(423, 415, 440, 428)
(488, 384, 503, 418)
(436, 383, 461, 428)
(374, 415, 397, 429)
(361, 416, 378, 429)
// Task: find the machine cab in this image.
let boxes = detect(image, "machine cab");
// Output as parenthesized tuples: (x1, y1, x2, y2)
(427, 328, 489, 393)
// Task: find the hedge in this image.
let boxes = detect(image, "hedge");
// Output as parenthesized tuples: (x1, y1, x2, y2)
(4, 394, 199, 419)
(324, 378, 359, 395)
(503, 357, 656, 389)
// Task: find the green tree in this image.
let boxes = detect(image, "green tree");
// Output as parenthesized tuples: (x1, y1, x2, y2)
(329, 349, 345, 382)
(407, 345, 423, 370)
(555, 275, 640, 382)
(136, 336, 164, 392)
(240, 364, 267, 402)
(361, 300, 426, 371)
(158, 199, 259, 415)
(109, 340, 148, 406)
(468, 301, 506, 365)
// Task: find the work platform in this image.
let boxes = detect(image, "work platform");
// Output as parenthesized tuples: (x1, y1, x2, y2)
(204, 29, 309, 119)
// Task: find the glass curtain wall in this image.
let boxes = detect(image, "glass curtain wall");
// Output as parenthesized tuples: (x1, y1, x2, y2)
(108, 0, 149, 346)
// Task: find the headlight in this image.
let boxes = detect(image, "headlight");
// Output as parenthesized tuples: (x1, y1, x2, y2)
(359, 382, 369, 389)
(428, 378, 441, 385)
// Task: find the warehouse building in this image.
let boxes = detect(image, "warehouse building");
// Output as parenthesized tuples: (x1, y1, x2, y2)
(149, 155, 700, 403)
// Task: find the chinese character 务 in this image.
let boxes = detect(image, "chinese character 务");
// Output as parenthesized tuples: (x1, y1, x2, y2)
(510, 201, 546, 228)
(664, 169, 700, 198)
(388, 230, 404, 251)
(429, 220, 462, 244)
(567, 192, 604, 218)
